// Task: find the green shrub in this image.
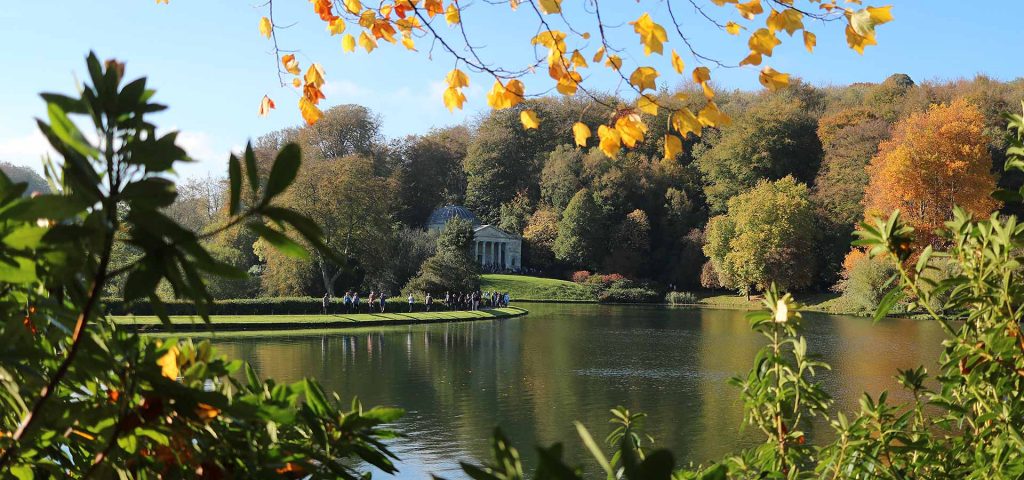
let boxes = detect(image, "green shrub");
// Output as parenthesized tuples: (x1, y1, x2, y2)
(597, 285, 661, 303)
(834, 253, 898, 312)
(665, 291, 698, 305)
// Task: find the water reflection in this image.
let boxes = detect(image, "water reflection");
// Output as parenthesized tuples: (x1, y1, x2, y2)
(210, 304, 945, 478)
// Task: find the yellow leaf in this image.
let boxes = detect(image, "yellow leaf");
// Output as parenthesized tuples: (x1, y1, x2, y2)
(710, 0, 737, 4)
(582, 32, 591, 39)
(359, 9, 377, 28)
(344, 0, 361, 14)
(605, 55, 622, 71)
(698, 101, 731, 127)
(572, 122, 591, 147)
(304, 63, 326, 87)
(556, 71, 582, 96)
(759, 66, 789, 91)
(447, 69, 469, 88)
(670, 50, 684, 74)
(692, 66, 710, 84)
(739, 51, 762, 66)
(195, 403, 220, 423)
(597, 125, 622, 158)
(445, 3, 460, 25)
(845, 23, 875, 54)
(637, 95, 658, 115)
(359, 31, 377, 52)
(748, 28, 781, 56)
(671, 108, 702, 137)
(630, 12, 668, 56)
(402, 36, 416, 50)
(300, 97, 323, 125)
(614, 113, 648, 148)
(531, 30, 567, 52)
(664, 134, 683, 160)
(259, 17, 273, 39)
(509, 0, 519, 10)
(701, 82, 715, 100)
(867, 5, 894, 25)
(672, 92, 688, 102)
(520, 109, 540, 129)
(803, 30, 816, 52)
(766, 8, 803, 35)
(486, 79, 524, 110)
(592, 46, 605, 63)
(424, 0, 443, 17)
(292, 77, 301, 88)
(629, 66, 658, 91)
(258, 95, 275, 117)
(725, 21, 742, 35)
(570, 50, 588, 68)
(157, 346, 179, 380)
(327, 18, 346, 35)
(281, 54, 300, 75)
(537, 0, 562, 14)
(736, 0, 763, 20)
(443, 87, 466, 111)
(342, 34, 356, 52)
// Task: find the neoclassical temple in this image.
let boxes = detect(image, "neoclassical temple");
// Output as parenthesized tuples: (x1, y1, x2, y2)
(427, 205, 523, 270)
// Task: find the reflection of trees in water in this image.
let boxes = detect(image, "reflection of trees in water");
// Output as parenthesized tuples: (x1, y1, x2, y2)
(209, 305, 948, 473)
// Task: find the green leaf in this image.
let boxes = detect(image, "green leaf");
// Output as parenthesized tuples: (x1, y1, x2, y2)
(247, 222, 308, 259)
(45, 102, 98, 159)
(874, 287, 905, 323)
(0, 257, 37, 283)
(9, 464, 33, 480)
(244, 142, 260, 194)
(262, 143, 301, 203)
(228, 154, 242, 215)
(575, 422, 614, 480)
(303, 379, 331, 416)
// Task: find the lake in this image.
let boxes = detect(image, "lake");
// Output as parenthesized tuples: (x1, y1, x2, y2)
(211, 303, 947, 478)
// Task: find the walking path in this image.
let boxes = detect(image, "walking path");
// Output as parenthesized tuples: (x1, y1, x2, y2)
(113, 307, 528, 333)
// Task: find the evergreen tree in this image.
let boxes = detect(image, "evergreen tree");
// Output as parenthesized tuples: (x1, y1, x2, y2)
(405, 217, 480, 294)
(553, 189, 604, 269)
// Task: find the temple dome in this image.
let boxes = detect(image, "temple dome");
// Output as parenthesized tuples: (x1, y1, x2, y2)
(427, 205, 480, 231)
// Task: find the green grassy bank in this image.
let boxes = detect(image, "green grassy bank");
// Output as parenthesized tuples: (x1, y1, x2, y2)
(694, 292, 847, 313)
(113, 306, 528, 332)
(480, 274, 596, 302)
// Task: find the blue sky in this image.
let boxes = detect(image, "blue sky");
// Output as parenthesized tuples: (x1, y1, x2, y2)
(1, 1, 1020, 178)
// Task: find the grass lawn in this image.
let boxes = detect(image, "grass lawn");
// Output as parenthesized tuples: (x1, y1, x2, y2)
(112, 307, 528, 331)
(481, 274, 596, 302)
(696, 292, 847, 313)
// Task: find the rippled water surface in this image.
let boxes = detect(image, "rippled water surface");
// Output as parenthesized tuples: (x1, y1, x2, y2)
(210, 304, 946, 478)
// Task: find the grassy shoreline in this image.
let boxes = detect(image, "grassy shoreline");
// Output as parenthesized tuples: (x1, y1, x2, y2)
(113, 306, 528, 333)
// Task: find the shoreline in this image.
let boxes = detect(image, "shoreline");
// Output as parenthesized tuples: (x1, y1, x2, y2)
(113, 306, 529, 333)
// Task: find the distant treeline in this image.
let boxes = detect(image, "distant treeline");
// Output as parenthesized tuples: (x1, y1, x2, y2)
(99, 73, 1023, 302)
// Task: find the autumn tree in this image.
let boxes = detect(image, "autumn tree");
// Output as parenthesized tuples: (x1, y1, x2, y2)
(863, 99, 999, 247)
(463, 104, 556, 222)
(522, 207, 560, 272)
(553, 188, 605, 269)
(704, 176, 819, 297)
(540, 144, 585, 212)
(393, 125, 469, 226)
(498, 190, 533, 235)
(695, 91, 823, 213)
(260, 155, 396, 296)
(603, 209, 651, 278)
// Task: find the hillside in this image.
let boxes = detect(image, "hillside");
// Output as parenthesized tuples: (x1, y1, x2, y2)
(480, 274, 596, 302)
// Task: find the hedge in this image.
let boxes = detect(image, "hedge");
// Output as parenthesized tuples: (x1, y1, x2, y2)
(103, 297, 474, 316)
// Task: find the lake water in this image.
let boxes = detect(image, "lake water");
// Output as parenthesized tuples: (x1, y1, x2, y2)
(211, 304, 947, 478)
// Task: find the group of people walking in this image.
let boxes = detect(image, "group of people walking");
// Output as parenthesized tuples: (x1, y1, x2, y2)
(321, 290, 510, 314)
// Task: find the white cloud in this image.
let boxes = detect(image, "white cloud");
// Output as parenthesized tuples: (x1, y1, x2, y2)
(0, 129, 53, 172)
(172, 130, 233, 179)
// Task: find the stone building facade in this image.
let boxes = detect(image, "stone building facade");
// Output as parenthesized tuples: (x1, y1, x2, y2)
(426, 205, 523, 270)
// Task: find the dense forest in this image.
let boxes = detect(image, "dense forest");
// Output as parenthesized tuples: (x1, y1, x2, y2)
(107, 73, 1024, 308)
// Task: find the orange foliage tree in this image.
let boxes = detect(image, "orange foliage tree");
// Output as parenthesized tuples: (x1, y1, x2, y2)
(862, 99, 999, 247)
